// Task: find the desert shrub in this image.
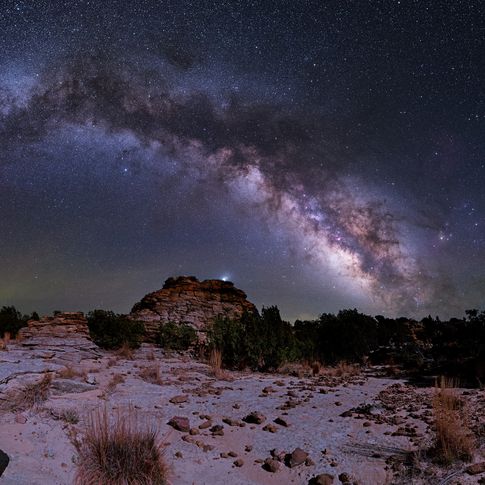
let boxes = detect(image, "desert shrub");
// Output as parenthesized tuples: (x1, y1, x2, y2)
(207, 307, 297, 371)
(431, 377, 475, 464)
(87, 310, 145, 350)
(74, 407, 168, 485)
(0, 306, 29, 338)
(157, 322, 197, 351)
(10, 373, 53, 410)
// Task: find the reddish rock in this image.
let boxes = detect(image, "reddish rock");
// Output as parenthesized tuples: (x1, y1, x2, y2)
(170, 395, 188, 404)
(167, 416, 190, 432)
(130, 276, 258, 341)
(466, 462, 485, 475)
(309, 473, 334, 485)
(287, 448, 309, 467)
(264, 458, 280, 473)
(243, 411, 266, 424)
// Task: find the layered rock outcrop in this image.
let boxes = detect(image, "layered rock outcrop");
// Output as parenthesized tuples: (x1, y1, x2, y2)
(130, 276, 257, 341)
(18, 312, 99, 361)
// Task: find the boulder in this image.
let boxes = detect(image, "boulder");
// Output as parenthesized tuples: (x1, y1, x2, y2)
(167, 416, 190, 432)
(130, 276, 257, 341)
(17, 312, 100, 362)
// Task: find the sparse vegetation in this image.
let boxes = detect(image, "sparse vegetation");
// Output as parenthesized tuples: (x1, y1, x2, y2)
(138, 363, 163, 385)
(0, 306, 29, 338)
(87, 310, 145, 350)
(106, 374, 125, 394)
(61, 408, 80, 424)
(9, 373, 53, 410)
(74, 407, 168, 485)
(431, 377, 475, 464)
(157, 321, 197, 351)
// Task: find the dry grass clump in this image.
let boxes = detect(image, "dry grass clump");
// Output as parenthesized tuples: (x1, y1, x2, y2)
(209, 348, 228, 379)
(276, 362, 312, 378)
(107, 357, 119, 368)
(116, 342, 134, 360)
(74, 407, 168, 485)
(11, 373, 53, 410)
(106, 373, 125, 393)
(431, 377, 475, 464)
(57, 365, 86, 379)
(61, 408, 80, 424)
(323, 361, 361, 377)
(0, 332, 11, 350)
(138, 363, 163, 385)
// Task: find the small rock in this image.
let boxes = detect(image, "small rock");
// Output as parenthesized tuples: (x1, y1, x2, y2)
(15, 413, 27, 424)
(170, 395, 188, 404)
(228, 451, 238, 457)
(174, 451, 183, 458)
(274, 417, 289, 427)
(263, 424, 278, 433)
(85, 373, 97, 385)
(189, 428, 199, 435)
(363, 421, 371, 427)
(220, 452, 229, 458)
(334, 401, 342, 406)
(245, 445, 253, 452)
(305, 457, 315, 466)
(466, 462, 485, 475)
(338, 472, 351, 483)
(210, 424, 224, 436)
(309, 473, 334, 485)
(222, 417, 241, 427)
(264, 458, 280, 473)
(167, 416, 190, 432)
(287, 447, 309, 468)
(243, 411, 266, 424)
(199, 420, 211, 429)
(234, 458, 244, 467)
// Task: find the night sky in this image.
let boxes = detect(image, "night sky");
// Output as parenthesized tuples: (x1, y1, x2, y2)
(1, 1, 484, 320)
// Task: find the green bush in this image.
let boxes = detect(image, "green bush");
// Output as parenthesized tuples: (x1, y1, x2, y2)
(157, 322, 197, 351)
(87, 310, 145, 350)
(207, 307, 297, 371)
(0, 306, 29, 337)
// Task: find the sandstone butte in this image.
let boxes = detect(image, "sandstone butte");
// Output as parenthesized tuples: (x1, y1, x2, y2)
(129, 276, 258, 341)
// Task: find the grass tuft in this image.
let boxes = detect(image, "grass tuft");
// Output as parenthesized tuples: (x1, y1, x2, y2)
(74, 407, 168, 485)
(431, 376, 475, 464)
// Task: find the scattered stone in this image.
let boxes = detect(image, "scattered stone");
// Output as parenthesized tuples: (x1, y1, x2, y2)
(233, 458, 244, 467)
(335, 401, 342, 406)
(189, 428, 199, 435)
(222, 417, 242, 427)
(264, 458, 280, 473)
(363, 421, 371, 427)
(466, 462, 485, 475)
(199, 420, 212, 429)
(309, 473, 334, 485)
(220, 452, 229, 458)
(245, 445, 253, 452)
(338, 472, 351, 483)
(167, 416, 190, 432)
(274, 417, 289, 427)
(85, 373, 97, 385)
(15, 413, 27, 424)
(305, 457, 315, 466)
(210, 424, 224, 436)
(174, 451, 183, 458)
(170, 394, 188, 404)
(287, 447, 309, 468)
(243, 411, 266, 424)
(228, 451, 238, 457)
(263, 423, 278, 433)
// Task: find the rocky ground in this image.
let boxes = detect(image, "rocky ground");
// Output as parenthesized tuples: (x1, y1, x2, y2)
(0, 343, 484, 485)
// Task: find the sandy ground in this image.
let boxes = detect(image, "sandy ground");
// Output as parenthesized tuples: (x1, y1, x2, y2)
(0, 343, 483, 485)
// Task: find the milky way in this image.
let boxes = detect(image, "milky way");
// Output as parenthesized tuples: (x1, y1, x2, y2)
(1, 1, 484, 318)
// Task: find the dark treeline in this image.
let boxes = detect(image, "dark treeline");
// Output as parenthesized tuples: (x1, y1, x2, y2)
(1, 305, 484, 385)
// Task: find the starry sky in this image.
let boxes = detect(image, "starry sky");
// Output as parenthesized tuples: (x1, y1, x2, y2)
(0, 0, 484, 320)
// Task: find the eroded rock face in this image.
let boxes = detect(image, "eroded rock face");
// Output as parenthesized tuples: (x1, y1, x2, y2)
(130, 276, 257, 341)
(17, 312, 99, 361)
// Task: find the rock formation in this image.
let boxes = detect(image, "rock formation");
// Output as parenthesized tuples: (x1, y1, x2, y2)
(130, 276, 257, 341)
(18, 312, 99, 361)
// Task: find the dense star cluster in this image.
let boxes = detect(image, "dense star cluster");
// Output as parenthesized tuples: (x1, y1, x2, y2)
(0, 1, 484, 319)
